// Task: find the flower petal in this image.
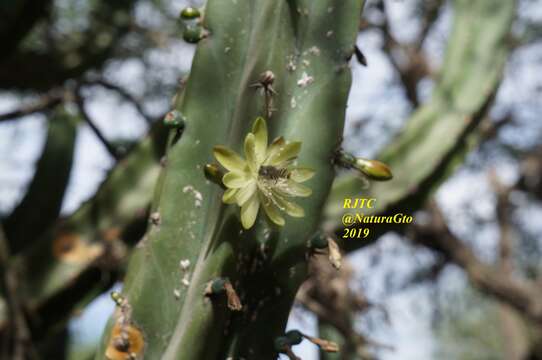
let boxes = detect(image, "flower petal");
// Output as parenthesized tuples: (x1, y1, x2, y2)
(244, 133, 258, 173)
(269, 191, 306, 218)
(275, 196, 305, 218)
(278, 180, 312, 197)
(267, 141, 302, 166)
(264, 136, 285, 164)
(260, 195, 285, 226)
(240, 194, 259, 229)
(235, 181, 257, 206)
(222, 188, 238, 204)
(222, 171, 251, 188)
(213, 146, 246, 172)
(252, 117, 268, 164)
(289, 167, 315, 182)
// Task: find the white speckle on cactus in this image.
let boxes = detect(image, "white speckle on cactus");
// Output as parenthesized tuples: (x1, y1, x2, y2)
(297, 72, 314, 87)
(326, 30, 334, 38)
(286, 55, 296, 71)
(173, 289, 181, 299)
(150, 211, 161, 225)
(182, 275, 190, 287)
(327, 6, 334, 13)
(183, 185, 203, 207)
(179, 259, 190, 270)
(224, 47, 231, 53)
(290, 97, 297, 109)
(308, 46, 320, 56)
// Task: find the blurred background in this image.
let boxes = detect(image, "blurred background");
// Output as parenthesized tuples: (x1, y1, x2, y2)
(0, 0, 541, 359)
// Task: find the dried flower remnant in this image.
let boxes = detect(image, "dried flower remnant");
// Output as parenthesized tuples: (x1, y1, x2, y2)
(105, 292, 144, 360)
(250, 70, 278, 118)
(52, 233, 103, 264)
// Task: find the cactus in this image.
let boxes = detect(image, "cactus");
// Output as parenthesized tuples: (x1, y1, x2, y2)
(325, 0, 515, 252)
(96, 0, 364, 359)
(0, 0, 513, 355)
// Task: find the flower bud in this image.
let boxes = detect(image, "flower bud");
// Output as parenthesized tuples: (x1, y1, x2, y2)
(110, 291, 124, 306)
(204, 163, 225, 188)
(163, 110, 186, 129)
(180, 6, 200, 20)
(183, 25, 205, 43)
(354, 158, 393, 181)
(285, 330, 303, 345)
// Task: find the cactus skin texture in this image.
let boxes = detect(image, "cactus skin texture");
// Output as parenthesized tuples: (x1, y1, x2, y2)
(97, 0, 364, 359)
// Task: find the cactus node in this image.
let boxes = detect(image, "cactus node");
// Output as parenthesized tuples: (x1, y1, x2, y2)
(204, 278, 243, 311)
(163, 110, 186, 129)
(308, 231, 329, 250)
(182, 25, 208, 44)
(285, 330, 303, 345)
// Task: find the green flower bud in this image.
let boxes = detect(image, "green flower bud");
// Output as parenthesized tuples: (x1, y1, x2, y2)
(274, 336, 290, 352)
(163, 110, 186, 129)
(309, 231, 328, 249)
(336, 150, 393, 181)
(180, 6, 201, 20)
(183, 25, 204, 44)
(285, 330, 304, 345)
(209, 278, 228, 294)
(354, 158, 393, 181)
(204, 164, 225, 188)
(110, 291, 123, 306)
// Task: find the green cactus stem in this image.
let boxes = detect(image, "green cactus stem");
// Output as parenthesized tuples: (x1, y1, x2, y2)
(97, 0, 365, 358)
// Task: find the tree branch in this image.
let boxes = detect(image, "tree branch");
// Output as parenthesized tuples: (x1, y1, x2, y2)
(74, 89, 121, 160)
(0, 227, 38, 360)
(412, 202, 542, 325)
(81, 79, 153, 126)
(0, 91, 65, 122)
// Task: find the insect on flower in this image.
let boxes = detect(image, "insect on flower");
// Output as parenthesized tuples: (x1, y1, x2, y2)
(258, 165, 291, 181)
(213, 117, 315, 229)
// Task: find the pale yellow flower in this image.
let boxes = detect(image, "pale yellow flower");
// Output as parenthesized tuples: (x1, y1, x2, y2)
(213, 118, 315, 229)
